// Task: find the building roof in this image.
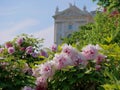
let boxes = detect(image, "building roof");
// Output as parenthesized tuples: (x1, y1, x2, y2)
(53, 4, 91, 18)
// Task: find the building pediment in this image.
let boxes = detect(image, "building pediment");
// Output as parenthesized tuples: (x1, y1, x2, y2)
(53, 5, 91, 18)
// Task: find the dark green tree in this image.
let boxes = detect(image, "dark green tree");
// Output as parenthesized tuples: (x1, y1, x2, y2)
(92, 0, 120, 12)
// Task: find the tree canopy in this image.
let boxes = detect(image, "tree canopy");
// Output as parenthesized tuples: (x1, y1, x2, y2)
(93, 0, 120, 12)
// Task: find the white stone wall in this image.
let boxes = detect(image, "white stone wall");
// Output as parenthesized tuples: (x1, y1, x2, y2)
(53, 6, 93, 45)
(54, 18, 89, 45)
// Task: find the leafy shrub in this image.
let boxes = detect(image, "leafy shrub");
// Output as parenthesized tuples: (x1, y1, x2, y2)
(34, 44, 107, 90)
(62, 12, 120, 90)
(0, 34, 44, 90)
(63, 13, 120, 48)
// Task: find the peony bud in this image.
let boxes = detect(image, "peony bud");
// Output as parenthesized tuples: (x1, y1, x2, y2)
(8, 47, 15, 54)
(96, 54, 106, 64)
(5, 42, 13, 48)
(16, 37, 24, 45)
(40, 50, 48, 58)
(51, 44, 57, 52)
(20, 47, 26, 51)
(95, 65, 101, 71)
(32, 52, 38, 58)
(26, 46, 33, 54)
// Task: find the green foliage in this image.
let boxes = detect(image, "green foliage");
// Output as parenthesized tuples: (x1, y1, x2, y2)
(0, 34, 44, 89)
(100, 58, 120, 90)
(48, 66, 105, 90)
(46, 43, 107, 90)
(92, 0, 120, 12)
(13, 34, 44, 51)
(62, 12, 120, 89)
(63, 13, 120, 49)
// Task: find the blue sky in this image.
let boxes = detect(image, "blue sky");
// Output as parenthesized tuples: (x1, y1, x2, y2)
(0, 0, 97, 47)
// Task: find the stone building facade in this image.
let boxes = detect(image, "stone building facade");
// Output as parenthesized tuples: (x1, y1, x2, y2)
(53, 4, 94, 45)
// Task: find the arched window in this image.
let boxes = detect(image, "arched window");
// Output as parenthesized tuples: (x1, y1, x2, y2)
(68, 24, 73, 30)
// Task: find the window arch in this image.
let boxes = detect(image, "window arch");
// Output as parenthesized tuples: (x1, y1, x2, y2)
(68, 24, 73, 30)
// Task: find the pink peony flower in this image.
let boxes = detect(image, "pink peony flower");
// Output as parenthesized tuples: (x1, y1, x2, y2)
(36, 76, 47, 89)
(62, 44, 75, 56)
(16, 37, 24, 45)
(62, 44, 78, 58)
(71, 52, 86, 66)
(8, 47, 15, 54)
(0, 48, 4, 53)
(26, 46, 33, 54)
(62, 44, 88, 66)
(32, 52, 38, 58)
(95, 65, 101, 71)
(51, 44, 57, 52)
(40, 49, 48, 58)
(82, 44, 99, 60)
(96, 54, 106, 64)
(53, 53, 72, 70)
(39, 61, 54, 78)
(5, 42, 13, 48)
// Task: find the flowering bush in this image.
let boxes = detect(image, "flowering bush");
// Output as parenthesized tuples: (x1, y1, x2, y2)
(0, 34, 44, 90)
(34, 44, 106, 90)
(0, 34, 118, 90)
(62, 11, 120, 89)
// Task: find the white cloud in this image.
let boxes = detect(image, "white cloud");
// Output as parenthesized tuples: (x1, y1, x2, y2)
(0, 19, 39, 44)
(33, 25, 54, 48)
